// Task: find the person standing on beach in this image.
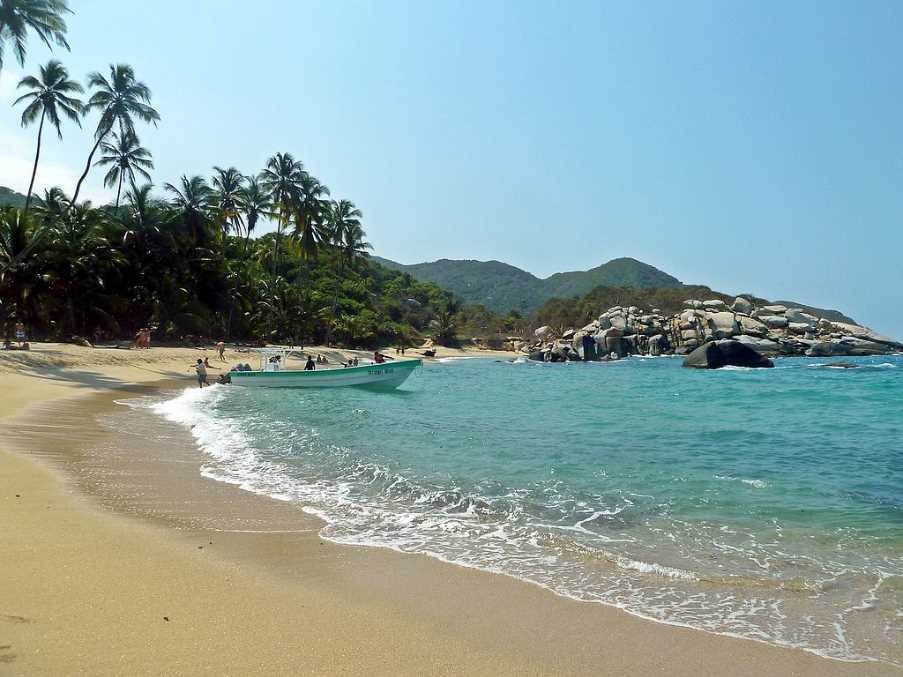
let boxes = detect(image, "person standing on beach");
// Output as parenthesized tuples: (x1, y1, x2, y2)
(216, 341, 226, 361)
(15, 321, 26, 347)
(194, 358, 208, 387)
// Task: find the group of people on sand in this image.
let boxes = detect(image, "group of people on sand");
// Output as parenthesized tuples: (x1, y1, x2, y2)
(190, 342, 229, 387)
(192, 355, 223, 387)
(3, 321, 30, 350)
(133, 327, 152, 349)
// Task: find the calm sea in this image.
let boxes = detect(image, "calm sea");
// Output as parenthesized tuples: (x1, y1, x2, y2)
(144, 354, 903, 666)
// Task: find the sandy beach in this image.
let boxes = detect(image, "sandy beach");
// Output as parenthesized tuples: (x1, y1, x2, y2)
(1, 343, 898, 676)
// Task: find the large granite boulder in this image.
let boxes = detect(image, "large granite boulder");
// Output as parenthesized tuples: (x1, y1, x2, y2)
(682, 340, 775, 369)
(684, 299, 703, 309)
(785, 308, 817, 326)
(534, 325, 552, 339)
(703, 299, 726, 310)
(761, 305, 787, 315)
(731, 296, 753, 314)
(734, 334, 781, 356)
(648, 334, 668, 356)
(609, 314, 629, 332)
(681, 328, 700, 342)
(705, 311, 739, 339)
(760, 315, 789, 329)
(737, 315, 769, 336)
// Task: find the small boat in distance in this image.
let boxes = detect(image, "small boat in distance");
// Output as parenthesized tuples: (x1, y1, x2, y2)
(229, 349, 421, 389)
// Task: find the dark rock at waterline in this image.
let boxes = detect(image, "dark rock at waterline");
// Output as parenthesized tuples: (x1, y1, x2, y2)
(581, 334, 597, 362)
(528, 351, 546, 362)
(682, 340, 774, 369)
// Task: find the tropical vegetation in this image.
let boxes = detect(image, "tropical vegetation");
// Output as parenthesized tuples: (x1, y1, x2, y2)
(0, 2, 488, 348)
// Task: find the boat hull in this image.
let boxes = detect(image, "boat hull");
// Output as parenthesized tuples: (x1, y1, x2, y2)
(229, 359, 421, 389)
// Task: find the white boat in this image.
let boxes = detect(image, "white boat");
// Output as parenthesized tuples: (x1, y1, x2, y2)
(229, 350, 421, 389)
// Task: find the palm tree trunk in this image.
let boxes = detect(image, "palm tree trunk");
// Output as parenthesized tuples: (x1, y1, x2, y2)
(273, 209, 285, 273)
(23, 110, 46, 213)
(115, 172, 123, 209)
(326, 257, 342, 346)
(71, 124, 111, 206)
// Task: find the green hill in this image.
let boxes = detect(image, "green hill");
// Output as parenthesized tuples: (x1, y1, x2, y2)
(0, 186, 27, 208)
(371, 256, 682, 314)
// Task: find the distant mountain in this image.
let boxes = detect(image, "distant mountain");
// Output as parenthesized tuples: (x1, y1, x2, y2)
(0, 186, 27, 208)
(371, 255, 859, 324)
(371, 256, 682, 314)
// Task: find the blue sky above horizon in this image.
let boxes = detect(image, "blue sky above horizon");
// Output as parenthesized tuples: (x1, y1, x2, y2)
(1, 1, 902, 336)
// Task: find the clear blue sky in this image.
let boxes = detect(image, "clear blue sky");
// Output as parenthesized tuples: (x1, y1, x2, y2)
(2, 1, 902, 336)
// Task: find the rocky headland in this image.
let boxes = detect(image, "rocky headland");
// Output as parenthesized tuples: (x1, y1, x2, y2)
(516, 297, 903, 362)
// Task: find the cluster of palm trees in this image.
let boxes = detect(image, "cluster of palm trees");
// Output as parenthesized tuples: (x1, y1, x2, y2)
(0, 0, 461, 346)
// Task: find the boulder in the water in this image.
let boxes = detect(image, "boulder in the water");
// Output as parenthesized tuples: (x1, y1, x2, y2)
(682, 340, 774, 369)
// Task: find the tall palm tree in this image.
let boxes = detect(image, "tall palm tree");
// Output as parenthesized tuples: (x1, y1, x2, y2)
(259, 152, 303, 269)
(210, 166, 244, 238)
(292, 173, 330, 260)
(13, 59, 82, 212)
(0, 0, 70, 72)
(71, 64, 160, 206)
(237, 175, 270, 255)
(163, 174, 211, 244)
(94, 130, 153, 208)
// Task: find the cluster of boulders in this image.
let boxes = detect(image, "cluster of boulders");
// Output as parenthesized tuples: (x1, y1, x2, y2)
(517, 297, 902, 362)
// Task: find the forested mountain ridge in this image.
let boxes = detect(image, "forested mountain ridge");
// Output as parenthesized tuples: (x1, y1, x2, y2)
(371, 256, 682, 314)
(0, 187, 27, 209)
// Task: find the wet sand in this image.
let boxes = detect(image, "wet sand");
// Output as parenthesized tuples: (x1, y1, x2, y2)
(1, 344, 898, 675)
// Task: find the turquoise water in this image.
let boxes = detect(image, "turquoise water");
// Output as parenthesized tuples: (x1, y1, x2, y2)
(150, 355, 903, 665)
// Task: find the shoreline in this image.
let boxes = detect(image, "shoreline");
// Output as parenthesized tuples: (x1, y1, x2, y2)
(1, 345, 898, 675)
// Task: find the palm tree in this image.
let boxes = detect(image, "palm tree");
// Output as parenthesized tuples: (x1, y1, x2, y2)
(0, 0, 70, 72)
(0, 206, 42, 326)
(292, 173, 330, 260)
(259, 152, 303, 269)
(45, 199, 121, 335)
(32, 185, 68, 224)
(163, 174, 212, 244)
(434, 304, 459, 346)
(13, 59, 82, 212)
(120, 183, 167, 247)
(0, 184, 66, 277)
(324, 199, 368, 345)
(237, 175, 270, 255)
(211, 166, 245, 238)
(71, 64, 160, 206)
(94, 130, 153, 208)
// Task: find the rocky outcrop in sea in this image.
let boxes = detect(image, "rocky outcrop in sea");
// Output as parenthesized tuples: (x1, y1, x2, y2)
(515, 297, 903, 361)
